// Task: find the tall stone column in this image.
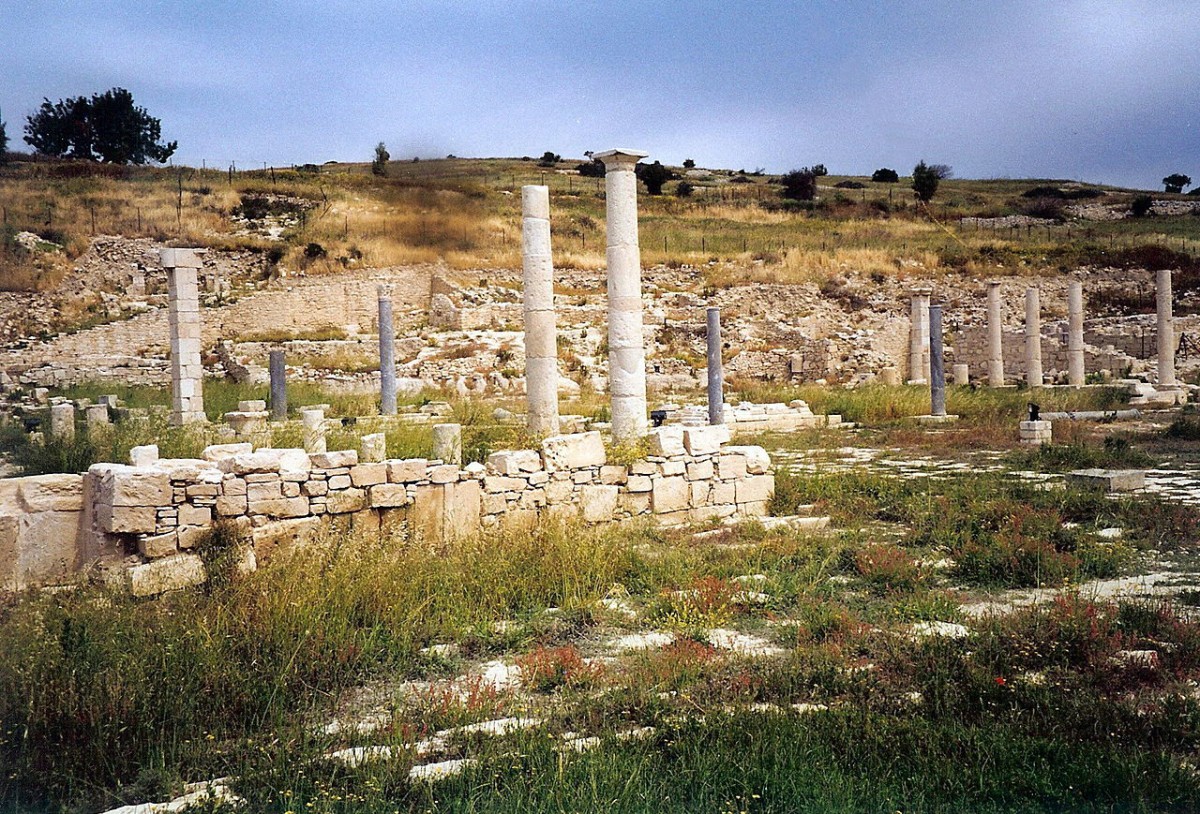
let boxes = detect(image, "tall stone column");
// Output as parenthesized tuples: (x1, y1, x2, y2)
(1067, 281, 1085, 387)
(521, 185, 560, 436)
(929, 304, 947, 417)
(378, 285, 398, 415)
(1025, 287, 1043, 388)
(1157, 268, 1177, 388)
(596, 149, 650, 443)
(986, 280, 1004, 387)
(706, 307, 724, 425)
(909, 287, 932, 383)
(161, 248, 206, 425)
(269, 349, 287, 419)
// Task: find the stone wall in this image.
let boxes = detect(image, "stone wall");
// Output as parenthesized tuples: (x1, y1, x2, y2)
(1, 429, 773, 594)
(954, 323, 1137, 378)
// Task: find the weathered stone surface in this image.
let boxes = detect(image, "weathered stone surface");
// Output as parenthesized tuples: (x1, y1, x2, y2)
(1066, 469, 1146, 492)
(99, 504, 157, 534)
(429, 464, 459, 484)
(215, 495, 248, 516)
(138, 531, 178, 559)
(686, 460, 714, 481)
(328, 474, 352, 490)
(326, 488, 368, 514)
(350, 463, 387, 487)
(581, 484, 619, 522)
(369, 484, 411, 508)
(218, 449, 289, 475)
(202, 442, 253, 462)
(360, 433, 387, 463)
(716, 454, 747, 481)
(251, 517, 323, 561)
(660, 460, 686, 477)
(542, 431, 606, 470)
(682, 425, 730, 456)
(17, 474, 83, 512)
(310, 450, 359, 469)
(247, 480, 283, 502)
(735, 474, 775, 504)
(178, 504, 212, 526)
(618, 492, 652, 515)
(248, 496, 310, 518)
(128, 554, 207, 596)
(387, 458, 428, 482)
(724, 446, 771, 475)
(302, 480, 328, 497)
(689, 480, 710, 507)
(485, 475, 527, 493)
(652, 476, 689, 514)
(487, 450, 542, 475)
(626, 474, 653, 493)
(599, 465, 628, 485)
(129, 444, 159, 467)
(646, 426, 685, 457)
(99, 468, 171, 507)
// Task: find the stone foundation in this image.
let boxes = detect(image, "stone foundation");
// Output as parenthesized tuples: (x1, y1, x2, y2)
(1, 430, 774, 593)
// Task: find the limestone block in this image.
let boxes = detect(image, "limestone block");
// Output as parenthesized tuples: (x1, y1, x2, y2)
(350, 463, 387, 487)
(248, 496, 310, 518)
(682, 425, 730, 456)
(630, 461, 657, 476)
(689, 480, 711, 507)
(369, 484, 412, 508)
(581, 484, 619, 522)
(218, 450, 285, 475)
(302, 480, 329, 497)
(186, 483, 219, 498)
(129, 554, 207, 597)
(430, 464, 460, 484)
(361, 433, 387, 463)
(1066, 469, 1146, 493)
(724, 446, 771, 475)
(482, 493, 508, 514)
(518, 488, 547, 509)
(735, 474, 775, 505)
(646, 426, 686, 457)
(447, 479, 480, 540)
(652, 476, 689, 514)
(129, 444, 160, 467)
(310, 450, 359, 469)
(432, 423, 463, 465)
(326, 488, 368, 514)
(572, 470, 596, 485)
(18, 474, 83, 512)
(545, 479, 574, 503)
(464, 462, 486, 478)
(102, 470, 172, 507)
(600, 465, 629, 485)
(138, 531, 178, 559)
(247, 480, 283, 502)
(222, 477, 247, 496)
(660, 460, 686, 477)
(328, 474, 352, 490)
(485, 475, 527, 493)
(542, 431, 606, 471)
(216, 495, 248, 516)
(627, 475, 653, 493)
(716, 454, 747, 481)
(487, 450, 542, 475)
(528, 471, 550, 486)
(711, 481, 736, 505)
(203, 443, 253, 462)
(238, 400, 267, 412)
(178, 504, 212, 526)
(618, 492, 652, 515)
(686, 460, 714, 481)
(388, 458, 428, 482)
(282, 481, 301, 498)
(159, 247, 204, 269)
(251, 517, 324, 563)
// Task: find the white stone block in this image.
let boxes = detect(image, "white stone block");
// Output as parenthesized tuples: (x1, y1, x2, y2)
(646, 426, 686, 457)
(542, 431, 606, 470)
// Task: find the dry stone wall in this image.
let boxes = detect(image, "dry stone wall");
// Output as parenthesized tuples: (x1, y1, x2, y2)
(1, 430, 773, 594)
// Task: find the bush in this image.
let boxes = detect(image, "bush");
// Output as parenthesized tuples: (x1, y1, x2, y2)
(371, 141, 389, 176)
(537, 151, 561, 167)
(575, 159, 604, 177)
(779, 168, 818, 201)
(636, 160, 674, 195)
(1131, 195, 1153, 217)
(303, 242, 326, 260)
(676, 180, 695, 198)
(912, 160, 944, 202)
(872, 168, 899, 183)
(834, 180, 865, 189)
(683, 158, 695, 169)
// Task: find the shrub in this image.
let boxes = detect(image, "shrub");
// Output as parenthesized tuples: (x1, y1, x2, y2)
(852, 544, 925, 594)
(779, 168, 818, 201)
(683, 158, 695, 169)
(516, 645, 598, 692)
(537, 151, 561, 167)
(676, 180, 695, 198)
(371, 141, 389, 176)
(912, 160, 946, 202)
(871, 168, 899, 183)
(1131, 195, 1153, 217)
(576, 159, 604, 177)
(303, 242, 326, 259)
(636, 160, 674, 195)
(834, 180, 865, 189)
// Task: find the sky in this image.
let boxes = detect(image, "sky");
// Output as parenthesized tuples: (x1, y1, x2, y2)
(1, 0, 1198, 189)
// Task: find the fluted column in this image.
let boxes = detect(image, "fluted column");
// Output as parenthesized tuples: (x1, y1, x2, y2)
(596, 148, 650, 443)
(521, 185, 560, 436)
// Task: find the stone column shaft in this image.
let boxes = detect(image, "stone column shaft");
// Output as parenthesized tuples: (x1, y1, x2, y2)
(378, 287, 398, 415)
(1025, 287, 1043, 388)
(1158, 268, 1177, 388)
(929, 305, 947, 417)
(706, 307, 725, 425)
(596, 149, 650, 443)
(909, 288, 932, 383)
(1067, 281, 1085, 387)
(162, 248, 206, 425)
(986, 281, 1004, 387)
(301, 408, 326, 454)
(269, 349, 287, 419)
(521, 185, 559, 436)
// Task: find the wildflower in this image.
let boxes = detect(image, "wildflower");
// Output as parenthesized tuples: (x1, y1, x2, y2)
(994, 676, 1006, 686)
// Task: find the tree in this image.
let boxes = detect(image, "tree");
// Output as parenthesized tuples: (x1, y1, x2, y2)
(912, 160, 948, 202)
(683, 158, 695, 169)
(872, 167, 899, 183)
(24, 87, 176, 164)
(811, 164, 828, 177)
(575, 159, 605, 177)
(538, 151, 561, 167)
(636, 160, 674, 195)
(371, 142, 390, 176)
(0, 109, 7, 165)
(1163, 173, 1192, 194)
(779, 167, 818, 201)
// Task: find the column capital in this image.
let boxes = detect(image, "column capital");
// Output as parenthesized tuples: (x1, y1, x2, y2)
(986, 279, 1003, 288)
(594, 149, 649, 170)
(159, 248, 206, 269)
(910, 286, 933, 297)
(376, 284, 393, 299)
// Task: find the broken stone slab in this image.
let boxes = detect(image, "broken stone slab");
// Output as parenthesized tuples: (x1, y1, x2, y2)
(360, 433, 387, 463)
(723, 445, 771, 475)
(129, 444, 160, 467)
(202, 442, 253, 462)
(218, 448, 310, 475)
(487, 449, 542, 475)
(542, 431, 606, 470)
(128, 553, 207, 597)
(310, 449, 358, 469)
(1065, 469, 1146, 492)
(682, 424, 731, 455)
(645, 426, 685, 457)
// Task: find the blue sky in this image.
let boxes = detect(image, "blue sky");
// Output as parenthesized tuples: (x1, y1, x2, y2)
(2, 0, 1197, 189)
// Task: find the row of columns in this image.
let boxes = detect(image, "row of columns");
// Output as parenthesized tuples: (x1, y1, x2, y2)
(910, 276, 1176, 389)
